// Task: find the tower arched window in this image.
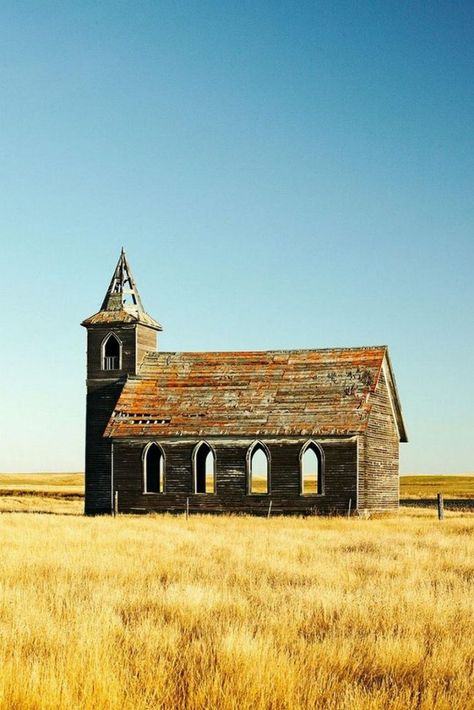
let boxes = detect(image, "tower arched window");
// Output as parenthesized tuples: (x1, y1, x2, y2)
(300, 441, 324, 495)
(143, 443, 165, 493)
(102, 333, 121, 371)
(193, 441, 216, 494)
(247, 442, 270, 495)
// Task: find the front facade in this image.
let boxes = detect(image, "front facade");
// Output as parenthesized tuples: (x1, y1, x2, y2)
(82, 251, 407, 516)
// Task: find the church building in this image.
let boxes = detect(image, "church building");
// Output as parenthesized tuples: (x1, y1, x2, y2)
(82, 250, 407, 516)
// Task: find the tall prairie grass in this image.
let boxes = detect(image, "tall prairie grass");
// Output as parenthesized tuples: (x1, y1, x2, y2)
(0, 509, 472, 709)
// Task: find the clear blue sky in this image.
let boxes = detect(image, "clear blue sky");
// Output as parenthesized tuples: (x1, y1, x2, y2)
(1, 1, 472, 473)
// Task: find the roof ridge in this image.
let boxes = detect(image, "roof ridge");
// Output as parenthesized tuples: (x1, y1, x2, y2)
(145, 345, 387, 356)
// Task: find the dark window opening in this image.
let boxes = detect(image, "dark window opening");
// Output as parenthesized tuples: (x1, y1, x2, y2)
(145, 443, 164, 493)
(249, 443, 269, 494)
(194, 442, 215, 494)
(301, 442, 322, 495)
(103, 334, 120, 371)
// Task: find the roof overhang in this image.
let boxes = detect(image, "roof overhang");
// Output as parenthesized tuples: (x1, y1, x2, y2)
(382, 351, 408, 443)
(81, 309, 162, 330)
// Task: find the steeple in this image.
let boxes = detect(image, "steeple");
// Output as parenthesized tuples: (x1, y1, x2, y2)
(100, 248, 144, 313)
(82, 249, 162, 330)
(81, 249, 162, 515)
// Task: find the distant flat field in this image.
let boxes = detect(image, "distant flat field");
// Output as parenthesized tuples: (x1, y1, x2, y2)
(400, 475, 474, 499)
(0, 474, 472, 512)
(0, 473, 84, 514)
(0, 473, 84, 494)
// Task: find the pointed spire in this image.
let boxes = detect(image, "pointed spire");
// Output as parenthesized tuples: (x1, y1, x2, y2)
(100, 248, 144, 313)
(81, 249, 162, 330)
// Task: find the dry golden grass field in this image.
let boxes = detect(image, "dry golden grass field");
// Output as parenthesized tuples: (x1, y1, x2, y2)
(400, 475, 474, 499)
(0, 474, 472, 710)
(0, 473, 84, 515)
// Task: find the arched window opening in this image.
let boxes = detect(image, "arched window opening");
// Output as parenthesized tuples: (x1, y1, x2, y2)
(103, 333, 121, 371)
(300, 442, 323, 495)
(194, 442, 215, 494)
(248, 443, 269, 494)
(144, 443, 164, 493)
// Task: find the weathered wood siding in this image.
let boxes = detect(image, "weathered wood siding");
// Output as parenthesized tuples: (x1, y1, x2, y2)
(85, 379, 124, 514)
(87, 326, 135, 378)
(112, 438, 357, 514)
(136, 325, 157, 368)
(87, 324, 156, 378)
(84, 323, 157, 514)
(358, 366, 399, 511)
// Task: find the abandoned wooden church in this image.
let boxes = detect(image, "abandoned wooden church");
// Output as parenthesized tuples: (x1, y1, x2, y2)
(82, 250, 407, 516)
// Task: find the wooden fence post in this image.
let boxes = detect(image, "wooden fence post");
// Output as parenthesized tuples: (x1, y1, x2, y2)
(267, 500, 272, 519)
(114, 491, 118, 517)
(437, 493, 444, 520)
(186, 497, 189, 521)
(347, 498, 352, 519)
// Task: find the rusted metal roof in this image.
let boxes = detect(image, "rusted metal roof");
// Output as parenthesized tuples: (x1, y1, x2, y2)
(104, 346, 403, 439)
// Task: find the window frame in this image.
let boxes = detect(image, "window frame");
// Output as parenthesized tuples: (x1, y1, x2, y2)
(246, 441, 271, 496)
(192, 441, 217, 495)
(142, 441, 166, 494)
(101, 332, 122, 372)
(299, 440, 325, 496)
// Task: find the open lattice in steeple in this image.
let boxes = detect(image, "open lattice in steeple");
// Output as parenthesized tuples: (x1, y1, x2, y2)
(101, 248, 144, 313)
(81, 249, 162, 330)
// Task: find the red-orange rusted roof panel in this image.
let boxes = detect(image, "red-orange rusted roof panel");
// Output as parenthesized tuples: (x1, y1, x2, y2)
(104, 346, 395, 438)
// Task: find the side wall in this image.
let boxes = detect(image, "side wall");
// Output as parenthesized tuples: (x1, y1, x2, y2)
(112, 437, 358, 515)
(358, 366, 400, 511)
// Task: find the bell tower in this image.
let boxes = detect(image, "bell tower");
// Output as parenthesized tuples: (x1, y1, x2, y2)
(81, 249, 162, 514)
